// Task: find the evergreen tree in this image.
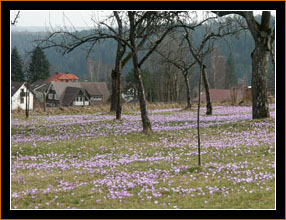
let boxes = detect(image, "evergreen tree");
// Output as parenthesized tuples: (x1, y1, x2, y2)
(27, 46, 50, 83)
(11, 47, 25, 81)
(225, 52, 238, 88)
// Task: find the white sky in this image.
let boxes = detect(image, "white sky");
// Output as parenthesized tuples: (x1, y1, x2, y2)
(11, 10, 275, 28)
(11, 10, 111, 28)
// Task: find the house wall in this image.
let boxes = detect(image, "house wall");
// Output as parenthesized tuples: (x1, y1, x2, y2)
(46, 85, 60, 107)
(72, 93, 89, 106)
(11, 85, 34, 110)
(89, 95, 104, 105)
(34, 91, 45, 102)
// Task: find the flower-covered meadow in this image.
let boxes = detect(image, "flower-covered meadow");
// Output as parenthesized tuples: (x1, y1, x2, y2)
(11, 104, 275, 209)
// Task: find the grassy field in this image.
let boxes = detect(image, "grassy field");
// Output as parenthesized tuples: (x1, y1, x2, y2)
(11, 104, 275, 209)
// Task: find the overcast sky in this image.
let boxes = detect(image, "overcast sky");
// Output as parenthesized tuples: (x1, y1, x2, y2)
(11, 10, 110, 28)
(11, 10, 275, 29)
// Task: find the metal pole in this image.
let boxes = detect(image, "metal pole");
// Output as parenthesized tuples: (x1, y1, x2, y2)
(197, 65, 202, 166)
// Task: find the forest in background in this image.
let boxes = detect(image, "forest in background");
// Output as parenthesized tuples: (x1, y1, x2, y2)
(11, 15, 275, 102)
(11, 28, 253, 81)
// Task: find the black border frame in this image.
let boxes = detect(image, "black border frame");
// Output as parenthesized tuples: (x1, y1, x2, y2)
(2, 1, 285, 219)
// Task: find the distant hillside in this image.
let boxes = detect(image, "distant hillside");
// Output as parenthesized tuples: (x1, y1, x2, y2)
(11, 21, 274, 89)
(11, 30, 133, 82)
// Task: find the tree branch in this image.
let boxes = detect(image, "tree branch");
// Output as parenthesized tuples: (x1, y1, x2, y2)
(212, 11, 246, 18)
(11, 11, 20, 25)
(213, 11, 261, 41)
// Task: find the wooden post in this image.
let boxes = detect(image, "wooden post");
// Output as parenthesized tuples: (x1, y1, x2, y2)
(83, 89, 85, 107)
(25, 85, 29, 118)
(44, 92, 46, 112)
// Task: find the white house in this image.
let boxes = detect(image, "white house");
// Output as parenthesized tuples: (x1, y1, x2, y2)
(11, 82, 34, 110)
(122, 88, 138, 102)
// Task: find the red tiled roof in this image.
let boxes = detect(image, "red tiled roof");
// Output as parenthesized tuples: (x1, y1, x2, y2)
(58, 74, 79, 80)
(46, 72, 79, 82)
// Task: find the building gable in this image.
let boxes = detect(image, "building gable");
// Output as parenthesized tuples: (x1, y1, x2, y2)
(11, 82, 34, 110)
(80, 82, 110, 101)
(11, 82, 25, 97)
(62, 87, 89, 106)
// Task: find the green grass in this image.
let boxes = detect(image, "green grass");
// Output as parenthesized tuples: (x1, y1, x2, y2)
(11, 111, 275, 209)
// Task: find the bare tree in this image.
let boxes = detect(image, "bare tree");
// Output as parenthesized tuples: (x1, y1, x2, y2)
(155, 35, 196, 109)
(126, 11, 199, 133)
(11, 11, 20, 26)
(38, 11, 131, 119)
(109, 12, 126, 119)
(146, 52, 182, 102)
(182, 27, 214, 115)
(126, 11, 224, 132)
(38, 11, 240, 132)
(213, 11, 273, 119)
(38, 11, 184, 132)
(127, 11, 153, 133)
(181, 14, 245, 115)
(38, 11, 165, 121)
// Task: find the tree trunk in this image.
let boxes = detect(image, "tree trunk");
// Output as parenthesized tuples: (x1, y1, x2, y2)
(132, 59, 152, 133)
(110, 70, 118, 112)
(128, 11, 152, 133)
(111, 69, 123, 119)
(184, 73, 192, 109)
(110, 11, 125, 116)
(246, 12, 271, 119)
(115, 70, 122, 120)
(212, 11, 272, 119)
(201, 65, 212, 115)
(251, 43, 270, 119)
(110, 49, 125, 118)
(134, 66, 152, 134)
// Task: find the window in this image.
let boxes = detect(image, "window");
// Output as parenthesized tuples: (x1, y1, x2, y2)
(77, 96, 82, 102)
(48, 93, 53, 99)
(95, 96, 102, 101)
(91, 96, 102, 101)
(20, 97, 24, 104)
(20, 89, 26, 97)
(54, 94, 58, 100)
